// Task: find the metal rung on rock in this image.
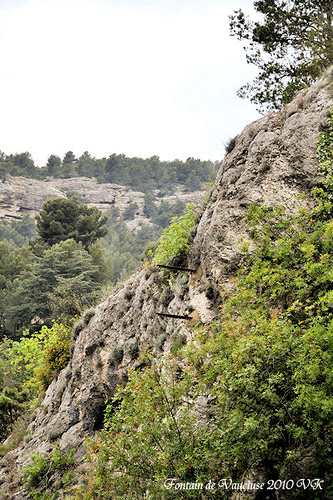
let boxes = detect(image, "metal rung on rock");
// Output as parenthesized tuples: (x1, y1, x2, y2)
(157, 312, 191, 320)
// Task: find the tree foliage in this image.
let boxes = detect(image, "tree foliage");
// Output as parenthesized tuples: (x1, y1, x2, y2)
(0, 322, 72, 441)
(0, 149, 218, 193)
(6, 239, 105, 327)
(229, 0, 333, 111)
(35, 196, 108, 249)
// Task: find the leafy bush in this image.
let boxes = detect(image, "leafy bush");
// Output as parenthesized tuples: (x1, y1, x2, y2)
(153, 204, 196, 265)
(10, 322, 72, 393)
(124, 340, 139, 360)
(36, 337, 71, 391)
(22, 444, 75, 498)
(170, 333, 187, 356)
(75, 358, 208, 500)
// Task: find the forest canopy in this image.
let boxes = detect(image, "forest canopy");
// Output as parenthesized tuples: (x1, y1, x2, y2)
(0, 150, 218, 193)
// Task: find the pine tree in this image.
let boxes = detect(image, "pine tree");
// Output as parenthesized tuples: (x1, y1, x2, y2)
(230, 0, 333, 111)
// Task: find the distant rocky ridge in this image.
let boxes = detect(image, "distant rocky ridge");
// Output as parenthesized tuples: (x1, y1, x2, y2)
(0, 175, 203, 229)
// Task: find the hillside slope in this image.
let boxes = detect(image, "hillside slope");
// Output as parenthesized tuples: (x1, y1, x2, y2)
(1, 74, 333, 499)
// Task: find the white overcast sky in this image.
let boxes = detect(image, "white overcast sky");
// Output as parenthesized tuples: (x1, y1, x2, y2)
(0, 0, 260, 167)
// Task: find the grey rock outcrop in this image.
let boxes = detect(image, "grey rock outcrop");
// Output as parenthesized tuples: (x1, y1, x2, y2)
(1, 74, 333, 498)
(0, 175, 146, 223)
(0, 175, 202, 230)
(191, 76, 333, 285)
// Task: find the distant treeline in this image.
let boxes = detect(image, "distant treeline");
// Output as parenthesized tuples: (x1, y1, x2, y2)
(0, 151, 219, 192)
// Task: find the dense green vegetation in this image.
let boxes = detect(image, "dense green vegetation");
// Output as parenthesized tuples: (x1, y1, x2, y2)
(0, 193, 189, 336)
(71, 116, 333, 499)
(0, 150, 218, 193)
(0, 322, 72, 444)
(22, 445, 76, 499)
(152, 204, 196, 265)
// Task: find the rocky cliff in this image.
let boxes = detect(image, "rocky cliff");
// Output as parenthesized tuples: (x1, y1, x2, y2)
(0, 175, 201, 229)
(1, 73, 333, 499)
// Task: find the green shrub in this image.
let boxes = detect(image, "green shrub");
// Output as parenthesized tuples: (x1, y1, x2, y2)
(152, 204, 196, 265)
(22, 453, 49, 488)
(76, 360, 205, 500)
(22, 444, 75, 497)
(170, 334, 187, 356)
(36, 338, 71, 391)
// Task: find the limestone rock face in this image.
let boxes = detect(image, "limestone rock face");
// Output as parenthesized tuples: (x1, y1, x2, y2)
(190, 77, 333, 285)
(1, 75, 333, 498)
(0, 175, 202, 229)
(0, 176, 143, 220)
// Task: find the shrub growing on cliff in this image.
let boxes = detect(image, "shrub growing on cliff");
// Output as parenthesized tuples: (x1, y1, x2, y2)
(22, 444, 75, 498)
(152, 204, 196, 265)
(76, 357, 214, 500)
(111, 347, 124, 365)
